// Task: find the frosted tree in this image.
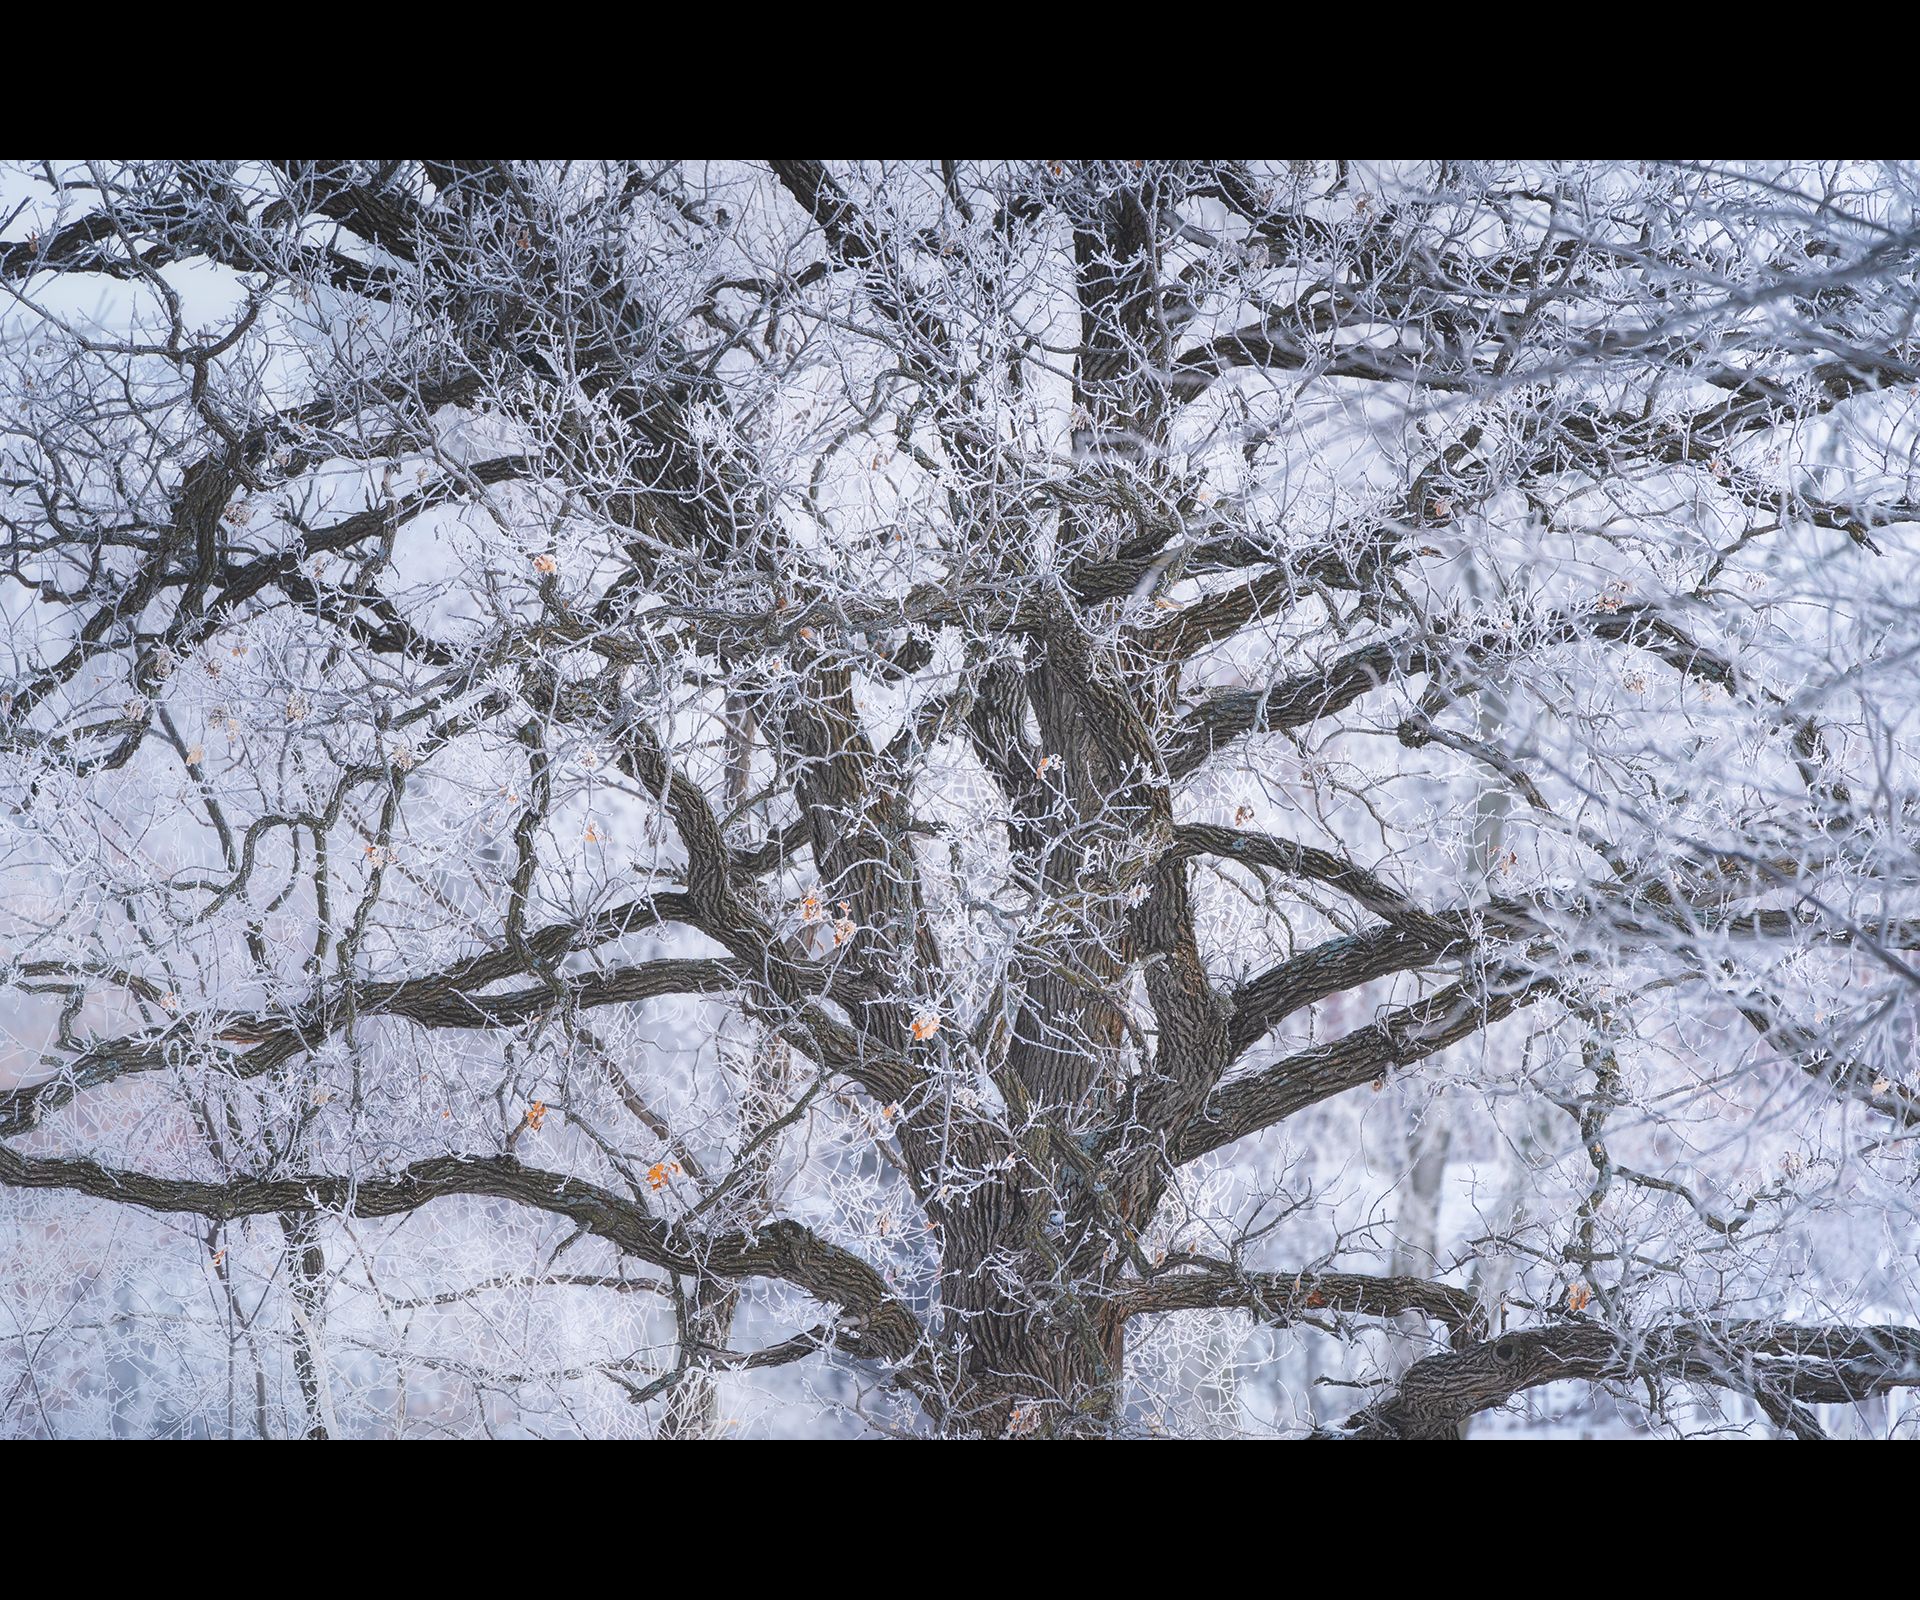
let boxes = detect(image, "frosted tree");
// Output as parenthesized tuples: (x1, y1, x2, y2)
(4, 159, 1919, 1438)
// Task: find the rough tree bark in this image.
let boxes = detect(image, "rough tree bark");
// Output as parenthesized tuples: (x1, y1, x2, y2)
(5, 160, 1920, 1438)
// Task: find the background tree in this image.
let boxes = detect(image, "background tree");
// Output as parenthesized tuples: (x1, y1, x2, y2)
(4, 159, 1920, 1439)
